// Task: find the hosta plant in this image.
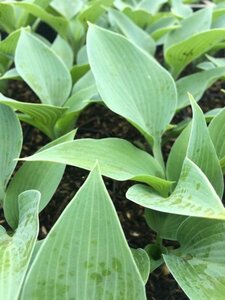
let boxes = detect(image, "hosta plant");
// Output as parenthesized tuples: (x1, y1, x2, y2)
(23, 24, 225, 299)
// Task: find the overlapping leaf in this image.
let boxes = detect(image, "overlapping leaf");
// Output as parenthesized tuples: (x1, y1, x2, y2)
(0, 93, 67, 139)
(4, 130, 76, 229)
(109, 8, 156, 55)
(176, 67, 225, 109)
(87, 25, 177, 149)
(21, 167, 146, 300)
(164, 8, 225, 77)
(15, 30, 72, 106)
(22, 138, 173, 195)
(0, 104, 22, 201)
(167, 95, 223, 198)
(127, 158, 225, 220)
(209, 108, 225, 172)
(0, 190, 40, 300)
(164, 218, 225, 300)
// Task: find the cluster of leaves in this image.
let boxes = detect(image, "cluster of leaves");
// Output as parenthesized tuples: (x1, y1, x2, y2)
(1, 0, 225, 299)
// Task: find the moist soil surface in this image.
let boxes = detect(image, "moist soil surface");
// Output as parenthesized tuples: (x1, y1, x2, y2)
(1, 78, 225, 299)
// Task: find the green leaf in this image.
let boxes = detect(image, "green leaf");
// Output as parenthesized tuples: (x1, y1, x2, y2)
(167, 95, 224, 198)
(78, 0, 113, 24)
(109, 8, 156, 55)
(165, 28, 225, 78)
(87, 24, 177, 147)
(51, 35, 74, 69)
(164, 217, 225, 300)
(127, 158, 225, 220)
(22, 138, 173, 196)
(164, 7, 225, 77)
(64, 70, 98, 112)
(0, 28, 21, 59)
(176, 67, 225, 109)
(165, 8, 212, 50)
(9, 1, 68, 36)
(4, 130, 76, 229)
(0, 68, 20, 81)
(0, 190, 40, 300)
(50, 0, 84, 19)
(144, 244, 164, 272)
(21, 166, 146, 300)
(70, 63, 90, 84)
(145, 209, 187, 240)
(0, 93, 67, 139)
(0, 2, 16, 33)
(15, 30, 72, 106)
(209, 107, 225, 160)
(208, 108, 225, 172)
(171, 0, 192, 18)
(131, 248, 150, 284)
(0, 104, 22, 201)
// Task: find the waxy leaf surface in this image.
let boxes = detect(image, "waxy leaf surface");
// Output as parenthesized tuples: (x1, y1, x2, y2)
(0, 190, 40, 300)
(167, 96, 223, 198)
(21, 167, 146, 300)
(4, 130, 76, 229)
(164, 218, 225, 300)
(127, 158, 225, 220)
(15, 30, 72, 106)
(0, 104, 22, 201)
(87, 25, 177, 145)
(209, 108, 225, 171)
(22, 138, 173, 195)
(0, 93, 67, 139)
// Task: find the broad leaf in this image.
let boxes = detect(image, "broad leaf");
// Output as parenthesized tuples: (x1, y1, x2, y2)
(22, 138, 173, 196)
(0, 190, 40, 300)
(0, 93, 67, 139)
(15, 30, 72, 106)
(176, 67, 225, 109)
(164, 218, 225, 300)
(0, 104, 22, 201)
(4, 130, 76, 229)
(87, 25, 177, 149)
(167, 95, 223, 198)
(109, 8, 156, 55)
(21, 166, 146, 299)
(127, 158, 225, 220)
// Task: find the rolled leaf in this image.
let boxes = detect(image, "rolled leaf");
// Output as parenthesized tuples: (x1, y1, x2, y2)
(167, 95, 223, 198)
(127, 158, 225, 220)
(0, 104, 22, 201)
(0, 190, 40, 300)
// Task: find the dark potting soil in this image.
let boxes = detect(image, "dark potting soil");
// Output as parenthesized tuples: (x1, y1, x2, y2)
(1, 78, 225, 299)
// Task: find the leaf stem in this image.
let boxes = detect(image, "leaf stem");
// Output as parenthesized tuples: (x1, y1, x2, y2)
(153, 139, 165, 173)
